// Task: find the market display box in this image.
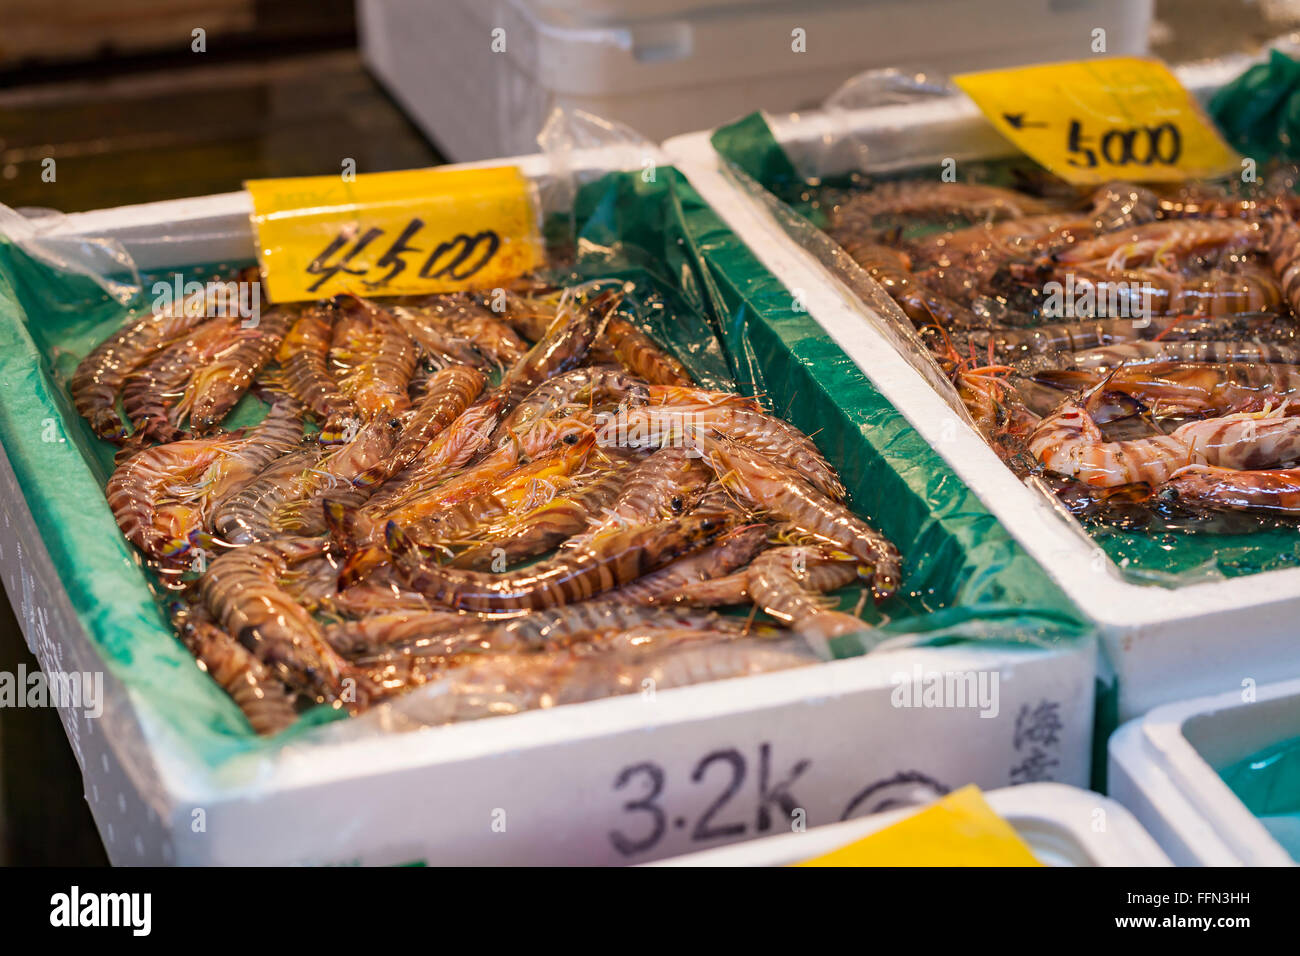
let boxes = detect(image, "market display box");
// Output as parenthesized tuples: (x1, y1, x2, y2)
(1110, 677, 1300, 866)
(358, 0, 1152, 161)
(652, 782, 1171, 866)
(663, 56, 1300, 722)
(0, 145, 1094, 865)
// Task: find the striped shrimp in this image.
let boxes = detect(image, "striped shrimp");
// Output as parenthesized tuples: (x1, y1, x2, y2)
(833, 237, 983, 330)
(1047, 219, 1266, 271)
(833, 181, 1059, 224)
(387, 511, 730, 612)
(1029, 383, 1300, 486)
(106, 396, 304, 564)
(495, 367, 647, 442)
(692, 431, 901, 600)
(180, 305, 294, 433)
(331, 297, 419, 422)
(210, 445, 325, 545)
(969, 312, 1285, 361)
(745, 546, 867, 653)
(601, 522, 769, 605)
(277, 303, 358, 434)
(603, 316, 694, 385)
(333, 421, 595, 584)
(386, 300, 488, 370)
(402, 294, 530, 368)
(400, 433, 600, 548)
(200, 536, 357, 704)
(1163, 464, 1300, 514)
(323, 609, 495, 655)
(448, 459, 638, 569)
(909, 213, 1101, 269)
(352, 364, 485, 488)
(1034, 362, 1300, 417)
(571, 445, 713, 542)
(1267, 218, 1300, 318)
(675, 541, 858, 607)
(1071, 340, 1300, 369)
(602, 403, 846, 499)
(495, 288, 621, 411)
(121, 315, 249, 443)
(177, 606, 298, 735)
(272, 417, 401, 535)
(70, 284, 221, 441)
(364, 633, 812, 725)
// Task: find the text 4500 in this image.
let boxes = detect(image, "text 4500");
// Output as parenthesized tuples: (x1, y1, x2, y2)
(305, 219, 500, 294)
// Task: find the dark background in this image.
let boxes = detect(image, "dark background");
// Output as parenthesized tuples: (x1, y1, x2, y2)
(0, 0, 1294, 865)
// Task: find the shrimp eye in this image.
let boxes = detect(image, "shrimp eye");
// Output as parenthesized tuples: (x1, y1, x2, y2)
(669, 496, 684, 512)
(562, 433, 579, 445)
(388, 418, 402, 429)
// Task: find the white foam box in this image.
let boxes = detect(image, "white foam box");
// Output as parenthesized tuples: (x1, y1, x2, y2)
(1110, 678, 1300, 866)
(1, 148, 1095, 865)
(358, 0, 1152, 162)
(652, 783, 1171, 866)
(663, 57, 1300, 722)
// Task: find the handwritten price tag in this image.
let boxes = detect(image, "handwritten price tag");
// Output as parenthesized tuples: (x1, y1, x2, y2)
(954, 57, 1240, 185)
(246, 166, 544, 303)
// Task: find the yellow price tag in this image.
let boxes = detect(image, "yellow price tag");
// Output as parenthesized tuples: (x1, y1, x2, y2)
(954, 57, 1240, 185)
(245, 166, 544, 303)
(795, 786, 1043, 867)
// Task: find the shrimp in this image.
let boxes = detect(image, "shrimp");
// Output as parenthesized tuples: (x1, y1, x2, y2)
(177, 608, 298, 735)
(180, 306, 294, 433)
(1029, 382, 1300, 486)
(676, 549, 858, 608)
(1035, 362, 1300, 417)
(352, 364, 485, 488)
(71, 283, 222, 441)
(495, 367, 647, 442)
(495, 288, 621, 410)
(1047, 219, 1265, 270)
(200, 536, 357, 704)
(272, 417, 401, 535)
(331, 297, 419, 422)
(121, 315, 249, 443)
(572, 445, 713, 542)
(210, 445, 325, 545)
(448, 460, 638, 569)
(106, 396, 304, 564)
(969, 313, 1285, 360)
(277, 303, 358, 431)
(1071, 340, 1300, 369)
(323, 610, 493, 655)
(834, 237, 983, 330)
(402, 294, 530, 368)
(385, 300, 488, 369)
(746, 546, 868, 651)
(603, 523, 769, 605)
(603, 316, 694, 385)
(692, 432, 901, 600)
(1267, 218, 1300, 318)
(600, 404, 846, 500)
(1162, 464, 1300, 514)
(833, 181, 1059, 225)
(387, 511, 730, 612)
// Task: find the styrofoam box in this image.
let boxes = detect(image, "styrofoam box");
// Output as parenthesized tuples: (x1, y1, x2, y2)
(358, 0, 1152, 162)
(651, 783, 1171, 865)
(2, 148, 1096, 865)
(662, 57, 1300, 723)
(1110, 678, 1300, 866)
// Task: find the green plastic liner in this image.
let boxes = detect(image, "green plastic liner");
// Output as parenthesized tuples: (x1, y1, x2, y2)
(1218, 735, 1300, 862)
(1209, 49, 1300, 164)
(0, 166, 1088, 769)
(709, 105, 1300, 586)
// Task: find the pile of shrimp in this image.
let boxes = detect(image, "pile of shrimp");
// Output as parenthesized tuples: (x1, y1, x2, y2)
(73, 274, 901, 734)
(828, 173, 1300, 523)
